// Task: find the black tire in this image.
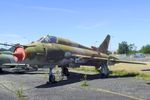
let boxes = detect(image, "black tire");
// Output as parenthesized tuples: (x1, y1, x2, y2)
(0, 68, 3, 73)
(62, 67, 69, 76)
(100, 73, 109, 78)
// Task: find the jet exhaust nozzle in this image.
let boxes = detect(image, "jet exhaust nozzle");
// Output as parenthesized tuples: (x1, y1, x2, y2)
(13, 46, 26, 62)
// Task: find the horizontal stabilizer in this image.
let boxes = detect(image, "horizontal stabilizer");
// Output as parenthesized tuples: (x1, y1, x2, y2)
(110, 60, 146, 65)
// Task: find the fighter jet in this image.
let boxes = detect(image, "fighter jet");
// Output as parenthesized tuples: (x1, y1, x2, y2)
(0, 50, 14, 72)
(0, 50, 37, 73)
(10, 34, 146, 83)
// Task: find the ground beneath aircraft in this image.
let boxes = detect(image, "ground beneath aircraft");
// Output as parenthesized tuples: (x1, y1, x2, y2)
(0, 68, 149, 100)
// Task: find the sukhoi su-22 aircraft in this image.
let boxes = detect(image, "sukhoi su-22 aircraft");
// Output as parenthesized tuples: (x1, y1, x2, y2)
(12, 34, 145, 83)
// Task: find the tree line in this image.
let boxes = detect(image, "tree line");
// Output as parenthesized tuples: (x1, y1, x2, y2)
(117, 41, 150, 54)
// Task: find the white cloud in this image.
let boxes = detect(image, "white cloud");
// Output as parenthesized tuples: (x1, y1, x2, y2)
(30, 6, 77, 14)
(1, 34, 21, 38)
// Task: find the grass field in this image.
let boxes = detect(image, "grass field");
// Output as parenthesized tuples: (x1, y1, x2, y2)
(72, 62, 150, 80)
(109, 62, 150, 75)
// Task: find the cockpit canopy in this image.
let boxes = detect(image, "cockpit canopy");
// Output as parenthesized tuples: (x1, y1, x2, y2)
(37, 35, 57, 43)
(36, 35, 92, 50)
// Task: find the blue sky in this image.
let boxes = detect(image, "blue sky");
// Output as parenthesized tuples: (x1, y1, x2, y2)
(0, 0, 150, 51)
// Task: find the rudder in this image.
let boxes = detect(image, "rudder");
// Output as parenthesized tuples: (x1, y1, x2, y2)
(98, 35, 110, 54)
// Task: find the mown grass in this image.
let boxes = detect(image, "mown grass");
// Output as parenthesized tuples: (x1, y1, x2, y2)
(72, 66, 99, 73)
(71, 66, 150, 80)
(111, 70, 150, 80)
(136, 73, 150, 80)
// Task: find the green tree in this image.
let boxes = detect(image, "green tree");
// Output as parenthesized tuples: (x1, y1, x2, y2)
(128, 44, 137, 54)
(117, 41, 137, 54)
(117, 41, 129, 54)
(140, 45, 150, 54)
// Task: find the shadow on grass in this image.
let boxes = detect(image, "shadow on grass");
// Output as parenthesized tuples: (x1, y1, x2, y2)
(147, 83, 150, 85)
(109, 71, 139, 78)
(36, 71, 139, 88)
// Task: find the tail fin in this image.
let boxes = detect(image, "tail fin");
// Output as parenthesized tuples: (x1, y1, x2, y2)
(98, 34, 110, 53)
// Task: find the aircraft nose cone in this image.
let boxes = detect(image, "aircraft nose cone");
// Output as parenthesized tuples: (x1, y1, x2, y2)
(13, 46, 26, 62)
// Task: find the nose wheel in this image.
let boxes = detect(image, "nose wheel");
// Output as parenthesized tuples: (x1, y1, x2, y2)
(49, 73, 56, 83)
(47, 66, 56, 84)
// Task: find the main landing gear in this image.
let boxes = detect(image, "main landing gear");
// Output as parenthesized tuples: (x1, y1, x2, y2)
(99, 61, 109, 78)
(61, 67, 69, 77)
(47, 65, 70, 84)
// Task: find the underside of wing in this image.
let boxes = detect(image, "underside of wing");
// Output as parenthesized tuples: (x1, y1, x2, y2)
(72, 54, 108, 61)
(71, 54, 146, 65)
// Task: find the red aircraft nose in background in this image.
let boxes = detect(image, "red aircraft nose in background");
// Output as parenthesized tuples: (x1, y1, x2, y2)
(13, 46, 26, 62)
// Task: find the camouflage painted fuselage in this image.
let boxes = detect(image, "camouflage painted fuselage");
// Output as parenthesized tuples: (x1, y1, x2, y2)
(22, 41, 108, 67)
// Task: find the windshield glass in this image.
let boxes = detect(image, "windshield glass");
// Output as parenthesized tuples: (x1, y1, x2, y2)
(37, 35, 57, 43)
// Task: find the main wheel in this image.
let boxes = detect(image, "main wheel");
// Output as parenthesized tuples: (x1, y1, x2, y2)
(0, 68, 3, 73)
(62, 67, 69, 76)
(99, 62, 109, 78)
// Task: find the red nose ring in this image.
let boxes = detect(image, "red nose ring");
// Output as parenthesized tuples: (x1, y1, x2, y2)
(13, 46, 26, 62)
